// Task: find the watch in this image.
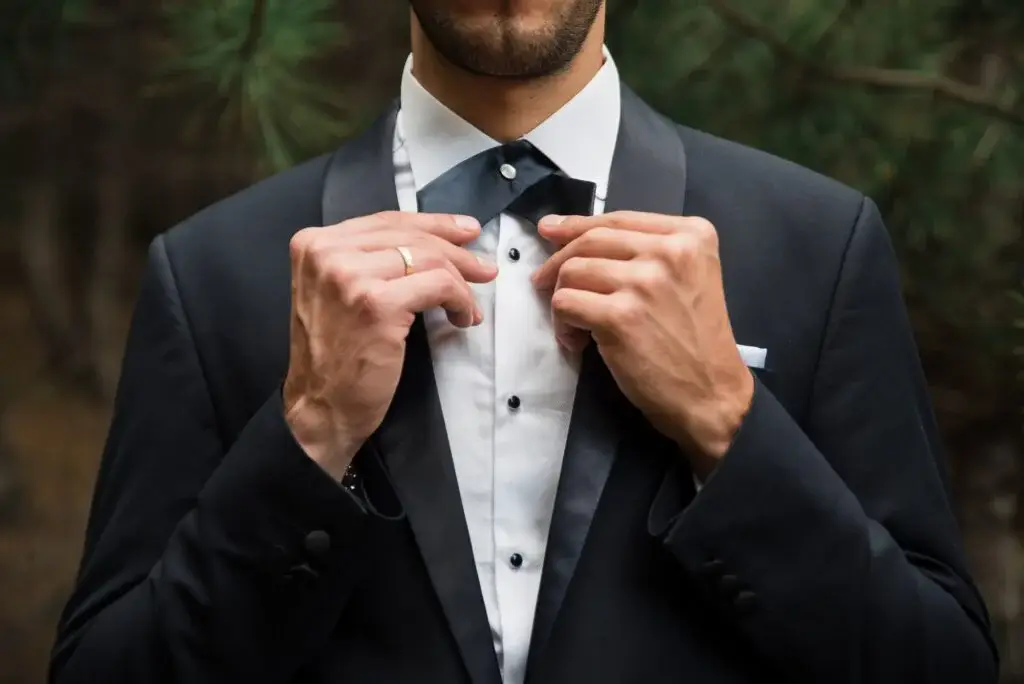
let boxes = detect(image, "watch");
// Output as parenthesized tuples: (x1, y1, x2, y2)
(340, 464, 362, 497)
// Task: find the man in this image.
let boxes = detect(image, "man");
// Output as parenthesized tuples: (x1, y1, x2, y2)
(50, 0, 999, 682)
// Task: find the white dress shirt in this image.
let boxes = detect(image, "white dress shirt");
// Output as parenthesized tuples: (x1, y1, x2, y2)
(393, 49, 622, 684)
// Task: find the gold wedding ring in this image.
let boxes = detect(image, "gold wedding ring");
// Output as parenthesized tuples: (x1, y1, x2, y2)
(395, 245, 414, 277)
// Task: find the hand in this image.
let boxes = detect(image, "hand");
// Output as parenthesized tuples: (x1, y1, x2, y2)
(283, 211, 498, 480)
(532, 211, 754, 471)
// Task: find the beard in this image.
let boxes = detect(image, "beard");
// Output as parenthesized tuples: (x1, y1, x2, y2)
(409, 0, 603, 79)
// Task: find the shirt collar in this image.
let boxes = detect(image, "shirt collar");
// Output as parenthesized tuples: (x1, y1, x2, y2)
(397, 46, 621, 201)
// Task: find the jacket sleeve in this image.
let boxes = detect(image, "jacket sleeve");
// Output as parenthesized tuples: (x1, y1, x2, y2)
(650, 197, 999, 682)
(49, 235, 401, 684)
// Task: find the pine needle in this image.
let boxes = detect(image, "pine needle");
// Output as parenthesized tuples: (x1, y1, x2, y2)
(157, 0, 354, 171)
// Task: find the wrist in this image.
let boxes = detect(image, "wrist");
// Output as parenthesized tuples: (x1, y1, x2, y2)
(283, 396, 363, 481)
(677, 370, 755, 464)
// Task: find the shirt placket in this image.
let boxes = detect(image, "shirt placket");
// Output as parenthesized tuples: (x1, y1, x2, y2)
(491, 211, 545, 684)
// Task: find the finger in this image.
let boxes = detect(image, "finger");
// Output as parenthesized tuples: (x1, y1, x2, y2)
(316, 247, 480, 326)
(532, 228, 656, 289)
(554, 257, 632, 295)
(420, 238, 497, 284)
(348, 231, 498, 284)
(549, 282, 610, 353)
(368, 248, 482, 327)
(550, 288, 616, 336)
(320, 247, 424, 281)
(556, 328, 592, 354)
(332, 244, 487, 286)
(383, 268, 480, 328)
(537, 211, 679, 244)
(336, 211, 483, 245)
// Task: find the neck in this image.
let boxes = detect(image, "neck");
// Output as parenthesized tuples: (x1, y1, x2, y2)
(410, 7, 606, 142)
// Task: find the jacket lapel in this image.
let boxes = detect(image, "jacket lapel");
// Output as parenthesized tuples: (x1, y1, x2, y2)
(321, 105, 503, 684)
(525, 85, 689, 679)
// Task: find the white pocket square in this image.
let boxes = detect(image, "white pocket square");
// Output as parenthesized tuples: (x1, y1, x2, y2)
(737, 344, 768, 370)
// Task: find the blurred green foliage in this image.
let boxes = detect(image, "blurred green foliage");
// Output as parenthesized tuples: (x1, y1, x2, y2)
(157, 0, 354, 171)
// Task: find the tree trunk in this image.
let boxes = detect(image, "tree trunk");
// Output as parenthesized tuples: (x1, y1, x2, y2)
(89, 160, 129, 399)
(20, 177, 73, 369)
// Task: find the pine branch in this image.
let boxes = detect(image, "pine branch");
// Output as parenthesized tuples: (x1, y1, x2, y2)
(209, 0, 267, 139)
(708, 0, 1024, 127)
(238, 0, 267, 65)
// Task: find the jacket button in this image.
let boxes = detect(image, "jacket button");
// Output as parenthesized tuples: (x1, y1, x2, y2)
(733, 590, 757, 614)
(304, 530, 331, 558)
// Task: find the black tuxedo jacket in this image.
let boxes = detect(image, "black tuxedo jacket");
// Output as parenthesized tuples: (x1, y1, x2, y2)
(50, 88, 998, 684)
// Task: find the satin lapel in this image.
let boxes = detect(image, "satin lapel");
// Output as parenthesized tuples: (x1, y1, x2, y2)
(322, 104, 503, 684)
(525, 85, 689, 680)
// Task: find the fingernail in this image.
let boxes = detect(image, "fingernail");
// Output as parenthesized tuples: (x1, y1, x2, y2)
(477, 254, 497, 269)
(455, 215, 480, 231)
(473, 306, 483, 325)
(539, 215, 566, 228)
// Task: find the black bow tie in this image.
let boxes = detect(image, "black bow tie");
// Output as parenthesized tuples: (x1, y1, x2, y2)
(416, 139, 597, 227)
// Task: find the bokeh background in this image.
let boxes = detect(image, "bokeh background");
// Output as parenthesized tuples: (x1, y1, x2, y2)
(0, 0, 1021, 682)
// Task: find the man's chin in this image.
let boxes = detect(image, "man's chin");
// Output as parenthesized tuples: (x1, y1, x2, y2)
(424, 32, 568, 79)
(411, 0, 601, 79)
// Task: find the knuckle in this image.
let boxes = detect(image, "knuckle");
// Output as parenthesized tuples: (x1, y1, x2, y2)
(443, 276, 471, 306)
(574, 230, 596, 248)
(343, 280, 370, 307)
(433, 268, 459, 293)
(689, 216, 717, 238)
(418, 251, 445, 272)
(662, 233, 696, 265)
(550, 288, 572, 312)
(349, 283, 388, 317)
(599, 212, 627, 228)
(437, 259, 461, 281)
(289, 228, 314, 260)
(586, 226, 614, 243)
(686, 217, 719, 248)
(375, 210, 403, 224)
(415, 233, 445, 250)
(609, 295, 641, 329)
(416, 212, 457, 233)
(634, 263, 667, 294)
(560, 256, 586, 280)
(326, 260, 357, 287)
(312, 250, 350, 282)
(449, 272, 471, 299)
